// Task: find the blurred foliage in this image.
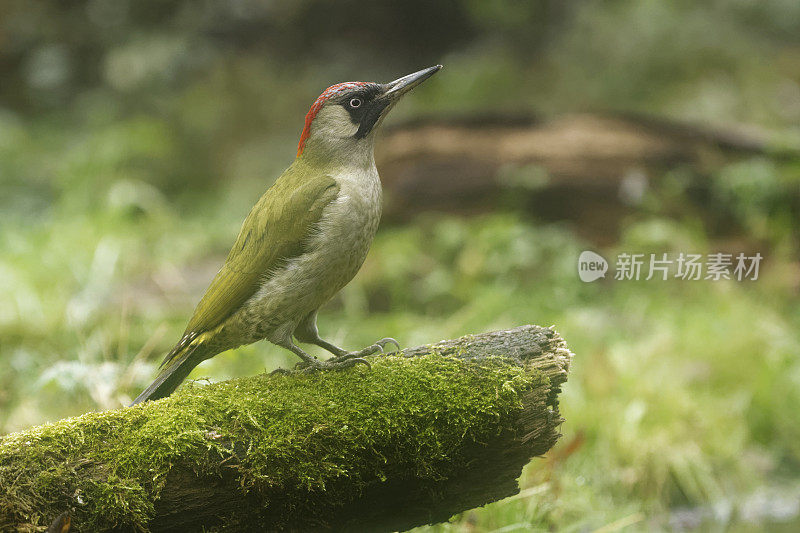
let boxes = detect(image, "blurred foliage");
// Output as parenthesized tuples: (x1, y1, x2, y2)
(2, 0, 800, 531)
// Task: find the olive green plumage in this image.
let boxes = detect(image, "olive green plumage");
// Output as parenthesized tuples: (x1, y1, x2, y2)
(132, 65, 442, 405)
(132, 166, 340, 404)
(179, 169, 340, 353)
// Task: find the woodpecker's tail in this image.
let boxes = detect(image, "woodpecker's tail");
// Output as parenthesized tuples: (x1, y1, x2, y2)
(130, 343, 206, 405)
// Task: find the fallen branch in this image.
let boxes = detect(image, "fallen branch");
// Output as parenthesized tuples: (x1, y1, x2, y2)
(0, 325, 572, 532)
(376, 113, 799, 244)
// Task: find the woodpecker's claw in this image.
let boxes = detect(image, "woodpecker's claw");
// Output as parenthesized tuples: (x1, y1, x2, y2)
(328, 337, 401, 364)
(329, 337, 400, 362)
(298, 357, 370, 373)
(272, 338, 396, 374)
(376, 337, 401, 352)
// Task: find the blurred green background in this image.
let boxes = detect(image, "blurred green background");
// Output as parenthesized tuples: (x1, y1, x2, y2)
(2, 1, 800, 531)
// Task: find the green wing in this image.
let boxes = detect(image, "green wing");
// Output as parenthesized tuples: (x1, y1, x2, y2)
(162, 167, 339, 365)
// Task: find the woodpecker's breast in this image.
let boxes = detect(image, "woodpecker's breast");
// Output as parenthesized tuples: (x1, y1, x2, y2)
(313, 164, 383, 285)
(231, 162, 382, 344)
(299, 162, 383, 301)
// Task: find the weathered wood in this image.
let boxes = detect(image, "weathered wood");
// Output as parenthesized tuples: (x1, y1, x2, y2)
(0, 325, 572, 532)
(375, 113, 796, 243)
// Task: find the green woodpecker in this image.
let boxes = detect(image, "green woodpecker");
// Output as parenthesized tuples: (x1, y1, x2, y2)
(131, 65, 442, 404)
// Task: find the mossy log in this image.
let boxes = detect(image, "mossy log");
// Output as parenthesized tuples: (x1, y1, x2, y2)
(0, 325, 573, 533)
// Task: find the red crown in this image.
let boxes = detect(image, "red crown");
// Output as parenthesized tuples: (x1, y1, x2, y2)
(297, 81, 371, 157)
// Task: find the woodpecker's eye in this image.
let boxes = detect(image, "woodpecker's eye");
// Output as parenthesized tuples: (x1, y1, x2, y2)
(349, 97, 362, 108)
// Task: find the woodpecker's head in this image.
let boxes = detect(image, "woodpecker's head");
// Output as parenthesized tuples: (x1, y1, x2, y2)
(296, 65, 441, 162)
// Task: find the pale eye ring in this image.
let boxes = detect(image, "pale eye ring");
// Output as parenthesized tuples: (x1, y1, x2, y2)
(349, 97, 362, 108)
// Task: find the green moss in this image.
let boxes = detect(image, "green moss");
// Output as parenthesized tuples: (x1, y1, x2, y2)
(0, 353, 548, 532)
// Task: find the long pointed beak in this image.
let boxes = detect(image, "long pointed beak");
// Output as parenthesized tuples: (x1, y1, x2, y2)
(383, 65, 442, 99)
(353, 65, 442, 139)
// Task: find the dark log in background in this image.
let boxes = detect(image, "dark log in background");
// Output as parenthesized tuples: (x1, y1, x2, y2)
(376, 113, 799, 245)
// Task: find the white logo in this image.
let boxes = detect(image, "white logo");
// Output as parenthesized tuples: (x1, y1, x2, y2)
(578, 251, 608, 282)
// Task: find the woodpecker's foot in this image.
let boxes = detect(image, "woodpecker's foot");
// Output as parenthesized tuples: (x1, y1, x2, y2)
(296, 356, 370, 373)
(273, 356, 370, 374)
(377, 337, 401, 352)
(328, 337, 400, 364)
